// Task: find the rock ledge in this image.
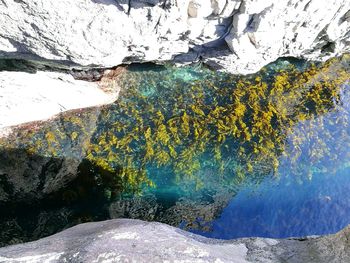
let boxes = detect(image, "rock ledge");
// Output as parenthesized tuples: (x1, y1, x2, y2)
(0, 219, 349, 262)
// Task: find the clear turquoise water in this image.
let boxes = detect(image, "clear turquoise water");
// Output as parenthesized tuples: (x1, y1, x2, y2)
(1, 57, 350, 243)
(123, 60, 350, 238)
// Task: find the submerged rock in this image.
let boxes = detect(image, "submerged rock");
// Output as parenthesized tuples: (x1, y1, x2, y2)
(0, 219, 349, 262)
(0, 149, 80, 204)
(0, 107, 101, 204)
(0, 0, 349, 74)
(0, 68, 122, 204)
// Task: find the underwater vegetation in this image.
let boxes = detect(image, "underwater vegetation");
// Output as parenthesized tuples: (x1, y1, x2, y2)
(1, 55, 350, 197)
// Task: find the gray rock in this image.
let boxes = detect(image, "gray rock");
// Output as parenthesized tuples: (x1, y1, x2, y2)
(0, 219, 349, 262)
(0, 0, 349, 74)
(0, 150, 81, 203)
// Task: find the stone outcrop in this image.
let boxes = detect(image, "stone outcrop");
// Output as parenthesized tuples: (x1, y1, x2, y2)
(207, 0, 350, 73)
(0, 66, 123, 207)
(0, 70, 119, 133)
(0, 219, 349, 262)
(0, 0, 349, 74)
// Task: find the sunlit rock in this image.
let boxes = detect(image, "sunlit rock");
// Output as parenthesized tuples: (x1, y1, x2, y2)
(0, 71, 119, 132)
(0, 0, 349, 74)
(220, 0, 350, 74)
(0, 108, 101, 204)
(0, 219, 350, 262)
(188, 0, 213, 18)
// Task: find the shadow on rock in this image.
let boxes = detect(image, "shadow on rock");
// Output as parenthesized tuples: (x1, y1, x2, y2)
(0, 147, 123, 247)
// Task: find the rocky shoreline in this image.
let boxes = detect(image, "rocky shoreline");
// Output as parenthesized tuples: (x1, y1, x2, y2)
(0, 65, 127, 136)
(0, 0, 349, 75)
(0, 70, 119, 132)
(0, 219, 349, 263)
(0, 0, 350, 262)
(0, 0, 349, 131)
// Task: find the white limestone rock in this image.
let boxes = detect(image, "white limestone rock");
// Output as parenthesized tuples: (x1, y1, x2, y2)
(219, 0, 350, 74)
(188, 0, 213, 18)
(0, 0, 349, 74)
(0, 71, 119, 131)
(0, 0, 191, 67)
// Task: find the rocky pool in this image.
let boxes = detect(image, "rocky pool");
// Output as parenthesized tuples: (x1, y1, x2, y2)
(0, 55, 350, 246)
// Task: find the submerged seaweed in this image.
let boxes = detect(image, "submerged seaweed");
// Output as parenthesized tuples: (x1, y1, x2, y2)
(1, 55, 350, 243)
(1, 56, 350, 196)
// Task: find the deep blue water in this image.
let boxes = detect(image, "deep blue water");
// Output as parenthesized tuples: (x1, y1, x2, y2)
(193, 167, 350, 238)
(192, 87, 350, 238)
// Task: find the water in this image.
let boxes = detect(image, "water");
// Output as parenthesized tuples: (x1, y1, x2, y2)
(0, 55, 350, 245)
(194, 166, 350, 239)
(195, 82, 350, 238)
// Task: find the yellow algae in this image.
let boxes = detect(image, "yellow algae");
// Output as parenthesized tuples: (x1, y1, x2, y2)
(3, 55, 350, 194)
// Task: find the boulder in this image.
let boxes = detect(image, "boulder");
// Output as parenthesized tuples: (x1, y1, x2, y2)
(0, 67, 121, 203)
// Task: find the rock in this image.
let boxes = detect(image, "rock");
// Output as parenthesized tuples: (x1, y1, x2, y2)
(0, 65, 122, 224)
(0, 0, 348, 74)
(188, 0, 213, 18)
(0, 106, 102, 204)
(0, 219, 349, 262)
(0, 70, 119, 132)
(108, 191, 233, 232)
(0, 209, 73, 248)
(157, 192, 233, 232)
(109, 195, 161, 221)
(218, 0, 350, 74)
(0, 143, 81, 204)
(0, 0, 191, 67)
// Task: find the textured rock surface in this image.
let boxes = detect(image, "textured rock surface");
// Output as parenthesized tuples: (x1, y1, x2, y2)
(0, 0, 349, 74)
(0, 219, 349, 262)
(0, 107, 100, 204)
(0, 70, 119, 132)
(211, 0, 350, 73)
(0, 65, 124, 204)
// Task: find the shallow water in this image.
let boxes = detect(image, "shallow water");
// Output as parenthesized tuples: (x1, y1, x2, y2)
(0, 56, 350, 244)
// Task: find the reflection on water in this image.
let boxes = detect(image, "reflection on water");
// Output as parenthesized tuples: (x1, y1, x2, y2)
(0, 55, 350, 244)
(194, 167, 350, 239)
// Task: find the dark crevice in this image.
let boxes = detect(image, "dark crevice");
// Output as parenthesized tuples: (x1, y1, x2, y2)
(303, 0, 312, 11)
(244, 14, 257, 33)
(0, 0, 8, 8)
(153, 15, 162, 33)
(340, 9, 350, 23)
(127, 0, 131, 15)
(321, 41, 336, 54)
